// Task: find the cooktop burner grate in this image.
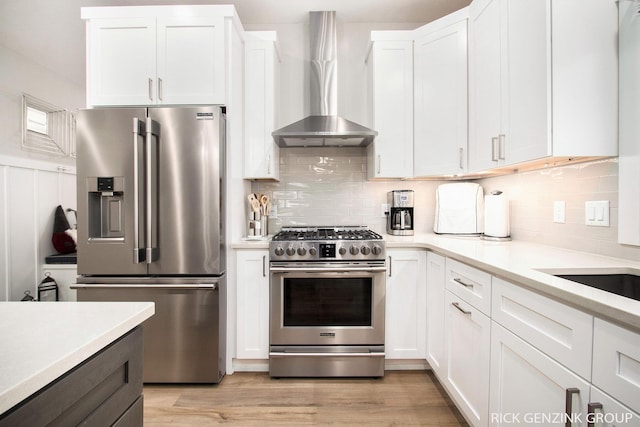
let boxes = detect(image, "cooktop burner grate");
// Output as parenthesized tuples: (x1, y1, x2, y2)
(272, 226, 383, 242)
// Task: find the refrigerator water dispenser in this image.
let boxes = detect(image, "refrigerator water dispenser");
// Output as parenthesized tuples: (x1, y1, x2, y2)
(87, 176, 125, 240)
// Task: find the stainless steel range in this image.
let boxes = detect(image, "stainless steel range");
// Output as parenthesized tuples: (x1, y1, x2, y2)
(269, 226, 386, 378)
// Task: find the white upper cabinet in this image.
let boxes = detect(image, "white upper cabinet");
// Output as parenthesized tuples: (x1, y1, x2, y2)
(243, 32, 280, 180)
(468, 0, 618, 173)
(84, 6, 234, 107)
(413, 9, 468, 177)
(86, 17, 157, 106)
(366, 34, 414, 179)
(618, 0, 640, 246)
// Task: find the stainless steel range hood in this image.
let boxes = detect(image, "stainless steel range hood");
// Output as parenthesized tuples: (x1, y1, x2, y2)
(272, 11, 377, 147)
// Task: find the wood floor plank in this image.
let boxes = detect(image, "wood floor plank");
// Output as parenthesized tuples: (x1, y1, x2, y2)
(143, 371, 468, 426)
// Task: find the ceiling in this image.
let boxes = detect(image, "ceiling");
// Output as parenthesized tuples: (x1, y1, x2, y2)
(0, 0, 470, 88)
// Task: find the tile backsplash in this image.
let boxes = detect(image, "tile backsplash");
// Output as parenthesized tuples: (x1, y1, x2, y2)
(251, 147, 444, 235)
(252, 151, 640, 262)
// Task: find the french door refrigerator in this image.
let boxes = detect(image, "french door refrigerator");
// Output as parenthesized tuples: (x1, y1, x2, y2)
(73, 106, 226, 383)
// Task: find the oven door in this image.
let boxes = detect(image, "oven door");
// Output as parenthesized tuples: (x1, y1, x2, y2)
(269, 261, 386, 346)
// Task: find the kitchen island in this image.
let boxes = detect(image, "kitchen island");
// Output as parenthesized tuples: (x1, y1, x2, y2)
(0, 301, 154, 426)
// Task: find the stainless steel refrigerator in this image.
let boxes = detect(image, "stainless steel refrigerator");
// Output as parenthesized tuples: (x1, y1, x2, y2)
(73, 106, 226, 383)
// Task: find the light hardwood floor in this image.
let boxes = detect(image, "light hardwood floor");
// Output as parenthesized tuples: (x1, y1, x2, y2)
(143, 371, 468, 426)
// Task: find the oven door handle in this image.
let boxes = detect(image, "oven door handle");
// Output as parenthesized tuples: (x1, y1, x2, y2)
(269, 266, 387, 273)
(269, 352, 385, 357)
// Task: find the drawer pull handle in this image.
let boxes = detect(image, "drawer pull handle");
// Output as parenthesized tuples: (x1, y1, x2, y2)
(453, 277, 474, 288)
(565, 388, 580, 427)
(452, 302, 471, 315)
(587, 402, 603, 427)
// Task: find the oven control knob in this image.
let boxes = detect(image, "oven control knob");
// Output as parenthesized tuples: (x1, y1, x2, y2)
(297, 246, 307, 256)
(349, 245, 359, 255)
(274, 246, 284, 256)
(339, 247, 347, 256)
(372, 245, 383, 255)
(309, 247, 317, 256)
(361, 246, 371, 255)
(286, 246, 296, 256)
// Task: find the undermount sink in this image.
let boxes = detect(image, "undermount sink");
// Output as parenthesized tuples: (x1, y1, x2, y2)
(538, 268, 640, 302)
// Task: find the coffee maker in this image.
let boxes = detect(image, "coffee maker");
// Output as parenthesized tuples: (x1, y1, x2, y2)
(387, 190, 414, 236)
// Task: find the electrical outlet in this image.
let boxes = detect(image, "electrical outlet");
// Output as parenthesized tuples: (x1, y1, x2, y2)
(585, 201, 609, 226)
(553, 201, 566, 223)
(269, 204, 278, 218)
(381, 203, 390, 217)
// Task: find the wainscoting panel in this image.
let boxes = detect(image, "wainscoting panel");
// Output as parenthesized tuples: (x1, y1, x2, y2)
(0, 157, 76, 301)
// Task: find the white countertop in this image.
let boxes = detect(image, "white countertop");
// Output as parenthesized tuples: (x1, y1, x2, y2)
(233, 233, 640, 331)
(0, 301, 154, 414)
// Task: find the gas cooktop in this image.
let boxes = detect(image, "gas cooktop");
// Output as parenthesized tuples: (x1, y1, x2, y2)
(272, 226, 383, 242)
(270, 226, 385, 261)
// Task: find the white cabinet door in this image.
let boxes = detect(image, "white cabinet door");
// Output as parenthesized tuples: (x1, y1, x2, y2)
(588, 387, 640, 427)
(236, 250, 270, 359)
(244, 34, 280, 180)
(367, 39, 414, 179)
(426, 252, 446, 377)
(592, 318, 640, 414)
(414, 16, 468, 177)
(87, 18, 157, 106)
(469, 0, 617, 173)
(490, 323, 590, 427)
(468, 0, 502, 172)
(385, 249, 426, 359)
(157, 16, 226, 105)
(445, 290, 491, 427)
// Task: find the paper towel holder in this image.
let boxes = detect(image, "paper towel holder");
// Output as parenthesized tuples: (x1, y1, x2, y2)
(481, 190, 512, 241)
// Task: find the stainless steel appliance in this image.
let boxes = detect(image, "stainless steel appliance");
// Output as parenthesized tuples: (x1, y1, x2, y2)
(73, 106, 226, 383)
(271, 11, 377, 147)
(386, 190, 414, 236)
(269, 226, 386, 377)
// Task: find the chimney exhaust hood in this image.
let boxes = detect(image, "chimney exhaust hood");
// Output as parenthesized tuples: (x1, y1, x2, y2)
(272, 11, 378, 147)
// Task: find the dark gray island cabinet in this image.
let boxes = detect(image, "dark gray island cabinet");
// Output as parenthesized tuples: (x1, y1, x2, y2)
(0, 302, 154, 427)
(0, 327, 143, 426)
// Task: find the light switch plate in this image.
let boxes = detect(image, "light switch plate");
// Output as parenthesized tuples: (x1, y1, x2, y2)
(553, 201, 566, 223)
(585, 201, 610, 226)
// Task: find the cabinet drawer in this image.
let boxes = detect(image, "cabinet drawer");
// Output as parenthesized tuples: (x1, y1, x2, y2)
(592, 318, 640, 414)
(491, 278, 593, 380)
(445, 257, 492, 315)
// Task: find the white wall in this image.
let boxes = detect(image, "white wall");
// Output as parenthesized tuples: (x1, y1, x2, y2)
(0, 44, 82, 300)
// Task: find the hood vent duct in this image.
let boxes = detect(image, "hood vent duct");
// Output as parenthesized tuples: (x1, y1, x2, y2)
(272, 11, 378, 147)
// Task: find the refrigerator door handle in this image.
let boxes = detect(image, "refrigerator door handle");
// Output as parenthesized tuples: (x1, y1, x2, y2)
(71, 283, 218, 290)
(132, 118, 146, 264)
(145, 118, 161, 264)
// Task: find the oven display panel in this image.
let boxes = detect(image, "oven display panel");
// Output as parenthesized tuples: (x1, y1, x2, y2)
(318, 243, 336, 258)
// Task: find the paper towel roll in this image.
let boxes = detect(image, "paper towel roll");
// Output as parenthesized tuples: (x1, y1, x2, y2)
(484, 194, 510, 238)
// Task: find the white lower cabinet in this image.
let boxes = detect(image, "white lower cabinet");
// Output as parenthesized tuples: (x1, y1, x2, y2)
(588, 387, 640, 427)
(592, 318, 640, 415)
(235, 249, 269, 359)
(445, 290, 491, 427)
(385, 249, 426, 359)
(489, 323, 590, 427)
(491, 277, 593, 380)
(426, 252, 446, 377)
